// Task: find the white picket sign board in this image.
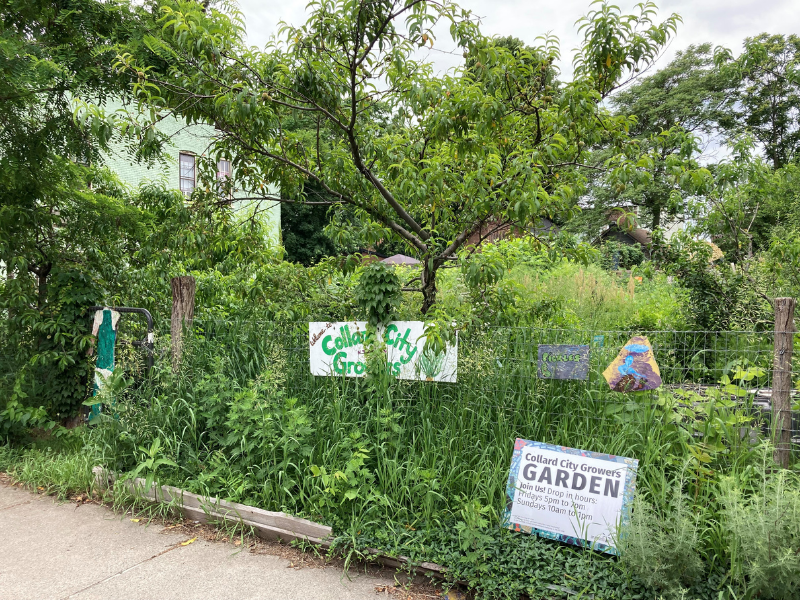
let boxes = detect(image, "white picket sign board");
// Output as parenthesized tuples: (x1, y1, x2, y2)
(308, 321, 457, 382)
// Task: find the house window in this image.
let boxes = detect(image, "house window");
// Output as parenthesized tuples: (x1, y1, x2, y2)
(179, 153, 196, 196)
(217, 159, 231, 180)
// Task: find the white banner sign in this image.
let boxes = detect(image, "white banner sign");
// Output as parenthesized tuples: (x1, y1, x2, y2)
(309, 321, 457, 382)
(502, 439, 638, 554)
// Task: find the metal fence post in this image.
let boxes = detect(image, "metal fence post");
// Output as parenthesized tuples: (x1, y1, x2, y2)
(772, 297, 795, 469)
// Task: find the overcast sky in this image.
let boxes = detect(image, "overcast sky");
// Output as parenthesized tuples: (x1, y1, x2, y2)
(236, 0, 797, 77)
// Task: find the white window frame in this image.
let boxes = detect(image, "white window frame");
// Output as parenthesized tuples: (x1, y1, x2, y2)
(216, 159, 231, 180)
(179, 152, 196, 196)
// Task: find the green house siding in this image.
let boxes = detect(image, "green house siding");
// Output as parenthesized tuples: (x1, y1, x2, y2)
(100, 102, 280, 242)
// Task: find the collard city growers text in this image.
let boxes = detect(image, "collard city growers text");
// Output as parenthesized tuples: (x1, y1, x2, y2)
(519, 453, 623, 499)
(319, 323, 418, 376)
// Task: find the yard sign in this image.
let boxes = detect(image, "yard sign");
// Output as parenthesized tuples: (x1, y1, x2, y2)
(502, 439, 638, 555)
(308, 321, 457, 382)
(537, 345, 591, 380)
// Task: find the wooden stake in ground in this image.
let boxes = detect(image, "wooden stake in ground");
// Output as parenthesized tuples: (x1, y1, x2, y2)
(171, 276, 196, 372)
(772, 297, 795, 469)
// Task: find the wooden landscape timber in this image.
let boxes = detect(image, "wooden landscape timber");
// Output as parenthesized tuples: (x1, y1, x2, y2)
(127, 478, 333, 544)
(92, 469, 447, 580)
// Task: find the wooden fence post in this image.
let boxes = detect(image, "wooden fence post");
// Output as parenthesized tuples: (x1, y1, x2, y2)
(772, 297, 795, 469)
(171, 276, 196, 372)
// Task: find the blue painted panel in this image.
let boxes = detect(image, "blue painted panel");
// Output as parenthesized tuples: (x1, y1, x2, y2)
(537, 345, 591, 380)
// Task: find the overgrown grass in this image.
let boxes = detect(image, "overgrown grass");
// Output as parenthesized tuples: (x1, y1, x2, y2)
(2, 254, 794, 599)
(420, 256, 690, 332)
(0, 440, 94, 500)
(65, 316, 794, 599)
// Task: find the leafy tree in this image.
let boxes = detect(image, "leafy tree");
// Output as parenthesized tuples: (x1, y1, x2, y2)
(605, 43, 735, 231)
(569, 43, 732, 237)
(698, 137, 789, 261)
(102, 0, 680, 313)
(718, 34, 800, 169)
(0, 0, 147, 418)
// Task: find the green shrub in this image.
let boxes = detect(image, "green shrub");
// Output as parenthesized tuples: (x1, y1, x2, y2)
(722, 466, 800, 599)
(619, 471, 705, 595)
(599, 241, 646, 270)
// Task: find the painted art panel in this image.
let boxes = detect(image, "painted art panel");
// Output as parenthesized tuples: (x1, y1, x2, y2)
(602, 336, 662, 392)
(89, 308, 120, 420)
(537, 345, 591, 380)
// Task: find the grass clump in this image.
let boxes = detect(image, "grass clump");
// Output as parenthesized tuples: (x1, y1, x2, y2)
(0, 440, 95, 500)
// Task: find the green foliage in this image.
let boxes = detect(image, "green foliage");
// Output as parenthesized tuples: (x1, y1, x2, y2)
(589, 44, 732, 231)
(354, 263, 402, 327)
(0, 442, 95, 500)
(98, 0, 685, 312)
(0, 401, 55, 444)
(652, 230, 771, 330)
(281, 201, 339, 266)
(1, 265, 103, 419)
(722, 466, 800, 599)
(718, 33, 800, 169)
(0, 0, 147, 421)
(573, 1, 681, 98)
(766, 225, 800, 297)
(129, 437, 178, 494)
(599, 241, 645, 270)
(281, 180, 344, 266)
(309, 431, 380, 511)
(623, 449, 800, 600)
(620, 472, 705, 593)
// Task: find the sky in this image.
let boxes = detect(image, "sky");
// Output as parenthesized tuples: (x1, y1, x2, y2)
(236, 0, 798, 77)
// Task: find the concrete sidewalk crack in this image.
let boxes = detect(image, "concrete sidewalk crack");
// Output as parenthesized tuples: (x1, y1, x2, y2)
(0, 500, 32, 511)
(60, 540, 192, 599)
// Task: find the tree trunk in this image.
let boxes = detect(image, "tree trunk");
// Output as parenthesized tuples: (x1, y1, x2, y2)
(651, 203, 661, 231)
(420, 264, 437, 315)
(34, 263, 52, 311)
(171, 276, 196, 372)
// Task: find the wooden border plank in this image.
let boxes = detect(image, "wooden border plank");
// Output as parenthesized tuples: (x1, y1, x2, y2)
(121, 477, 447, 579)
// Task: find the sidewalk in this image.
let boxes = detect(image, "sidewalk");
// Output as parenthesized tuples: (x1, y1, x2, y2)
(0, 483, 395, 600)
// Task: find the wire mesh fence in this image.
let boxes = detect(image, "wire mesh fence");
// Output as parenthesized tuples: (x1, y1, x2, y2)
(1, 312, 796, 458)
(178, 319, 797, 455)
